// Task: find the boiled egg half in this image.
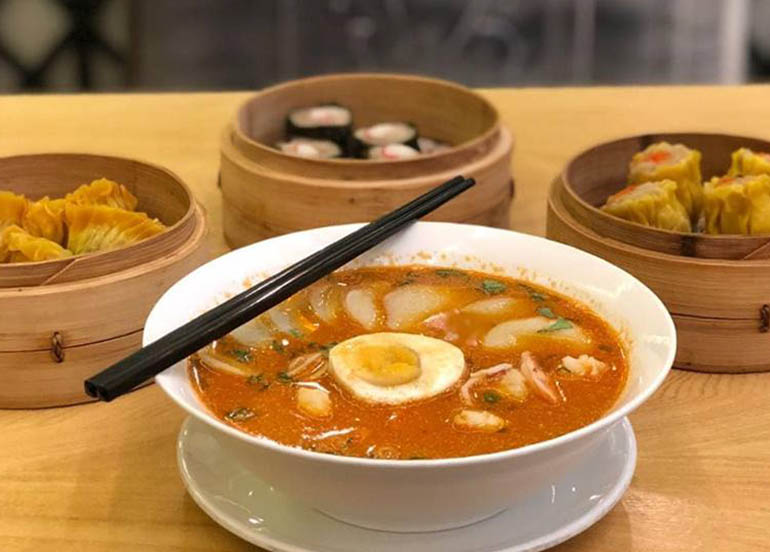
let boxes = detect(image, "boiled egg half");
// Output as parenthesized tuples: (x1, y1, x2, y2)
(328, 332, 465, 405)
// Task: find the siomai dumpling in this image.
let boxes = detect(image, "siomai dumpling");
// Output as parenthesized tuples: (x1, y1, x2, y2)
(22, 197, 66, 244)
(727, 148, 770, 177)
(65, 178, 138, 211)
(628, 142, 703, 222)
(0, 191, 28, 230)
(702, 174, 770, 235)
(601, 180, 691, 232)
(65, 203, 165, 254)
(0, 224, 72, 263)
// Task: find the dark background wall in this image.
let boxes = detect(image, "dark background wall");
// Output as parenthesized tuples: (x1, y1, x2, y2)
(0, 0, 765, 93)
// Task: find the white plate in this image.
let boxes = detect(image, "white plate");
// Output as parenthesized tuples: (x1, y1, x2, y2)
(177, 416, 637, 552)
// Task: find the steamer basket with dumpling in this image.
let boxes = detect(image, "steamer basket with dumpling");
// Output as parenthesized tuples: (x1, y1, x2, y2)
(546, 132, 770, 374)
(219, 73, 514, 247)
(0, 154, 208, 408)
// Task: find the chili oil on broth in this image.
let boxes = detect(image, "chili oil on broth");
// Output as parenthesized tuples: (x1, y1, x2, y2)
(189, 266, 628, 460)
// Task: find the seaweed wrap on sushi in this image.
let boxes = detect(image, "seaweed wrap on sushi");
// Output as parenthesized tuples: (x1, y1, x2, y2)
(277, 137, 343, 159)
(351, 122, 418, 158)
(727, 148, 770, 177)
(629, 142, 703, 223)
(367, 143, 420, 160)
(601, 179, 691, 232)
(285, 105, 352, 148)
(702, 174, 770, 234)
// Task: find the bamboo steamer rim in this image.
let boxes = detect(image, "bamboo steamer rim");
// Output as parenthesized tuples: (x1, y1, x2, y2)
(221, 124, 514, 191)
(550, 175, 770, 268)
(560, 131, 770, 256)
(0, 152, 197, 283)
(0, 203, 207, 299)
(232, 72, 501, 170)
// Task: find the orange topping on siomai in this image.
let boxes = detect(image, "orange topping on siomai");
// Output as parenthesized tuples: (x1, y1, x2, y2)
(642, 150, 671, 164)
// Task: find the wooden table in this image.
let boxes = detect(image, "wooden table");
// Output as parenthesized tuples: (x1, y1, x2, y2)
(1, 87, 768, 551)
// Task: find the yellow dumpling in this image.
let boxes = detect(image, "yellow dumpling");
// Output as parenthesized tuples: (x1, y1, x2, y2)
(0, 191, 28, 230)
(702, 174, 770, 235)
(727, 148, 770, 177)
(65, 203, 165, 254)
(22, 197, 66, 245)
(65, 178, 138, 211)
(0, 224, 73, 263)
(629, 142, 703, 223)
(602, 179, 691, 232)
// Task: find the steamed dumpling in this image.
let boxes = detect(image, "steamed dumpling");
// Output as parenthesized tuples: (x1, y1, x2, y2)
(727, 148, 770, 177)
(628, 142, 703, 222)
(65, 178, 138, 211)
(0, 225, 72, 263)
(0, 191, 28, 230)
(65, 203, 165, 254)
(702, 174, 770, 235)
(22, 197, 66, 244)
(602, 180, 691, 232)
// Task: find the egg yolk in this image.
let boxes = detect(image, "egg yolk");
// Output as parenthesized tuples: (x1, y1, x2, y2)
(352, 344, 422, 386)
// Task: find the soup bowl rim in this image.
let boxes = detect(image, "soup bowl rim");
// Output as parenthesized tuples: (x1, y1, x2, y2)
(150, 221, 676, 468)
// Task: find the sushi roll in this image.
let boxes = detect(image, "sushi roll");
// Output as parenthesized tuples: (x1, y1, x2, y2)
(628, 142, 703, 223)
(286, 105, 352, 147)
(702, 174, 770, 234)
(601, 179, 691, 232)
(727, 148, 770, 177)
(351, 122, 418, 158)
(417, 137, 451, 155)
(367, 144, 421, 160)
(277, 138, 343, 159)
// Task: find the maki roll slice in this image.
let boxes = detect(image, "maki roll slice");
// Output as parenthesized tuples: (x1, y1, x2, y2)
(417, 137, 451, 155)
(702, 174, 770, 234)
(628, 142, 703, 223)
(367, 144, 420, 160)
(601, 179, 691, 232)
(286, 105, 352, 148)
(277, 137, 343, 159)
(727, 148, 770, 177)
(351, 122, 418, 158)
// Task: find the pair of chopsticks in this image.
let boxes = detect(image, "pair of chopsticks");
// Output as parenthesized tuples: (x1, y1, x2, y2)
(85, 175, 475, 402)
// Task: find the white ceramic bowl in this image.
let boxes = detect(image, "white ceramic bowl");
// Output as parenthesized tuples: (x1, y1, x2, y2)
(147, 222, 676, 533)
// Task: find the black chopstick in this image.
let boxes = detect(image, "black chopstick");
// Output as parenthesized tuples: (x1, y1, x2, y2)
(84, 176, 475, 402)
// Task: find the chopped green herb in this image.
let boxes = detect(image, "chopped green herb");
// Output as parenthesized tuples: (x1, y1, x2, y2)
(537, 306, 557, 319)
(435, 268, 466, 278)
(480, 279, 507, 295)
(320, 342, 338, 352)
(396, 278, 415, 287)
(230, 349, 252, 363)
(518, 283, 547, 302)
(271, 340, 285, 353)
(483, 391, 501, 403)
(224, 407, 256, 422)
(538, 318, 573, 333)
(408, 456, 429, 460)
(276, 371, 294, 383)
(246, 374, 270, 390)
(289, 329, 303, 338)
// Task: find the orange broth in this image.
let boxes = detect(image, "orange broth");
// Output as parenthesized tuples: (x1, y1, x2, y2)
(190, 266, 628, 459)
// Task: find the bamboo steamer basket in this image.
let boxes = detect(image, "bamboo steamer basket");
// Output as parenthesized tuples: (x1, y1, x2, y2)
(220, 73, 514, 248)
(0, 154, 208, 408)
(546, 132, 770, 373)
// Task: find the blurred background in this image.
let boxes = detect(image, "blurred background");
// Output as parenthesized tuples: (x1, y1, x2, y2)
(0, 0, 767, 93)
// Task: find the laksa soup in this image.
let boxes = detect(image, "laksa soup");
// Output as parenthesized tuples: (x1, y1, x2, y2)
(189, 266, 628, 460)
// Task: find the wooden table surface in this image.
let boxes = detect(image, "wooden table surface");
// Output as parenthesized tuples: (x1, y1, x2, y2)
(1, 86, 769, 552)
